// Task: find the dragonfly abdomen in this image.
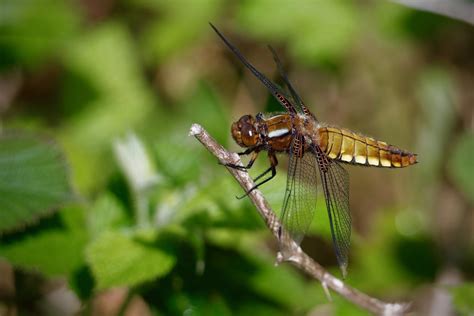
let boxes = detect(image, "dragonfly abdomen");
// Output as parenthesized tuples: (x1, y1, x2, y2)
(317, 127, 417, 168)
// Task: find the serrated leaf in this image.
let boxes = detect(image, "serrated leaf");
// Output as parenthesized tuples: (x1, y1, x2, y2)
(448, 133, 474, 203)
(0, 230, 86, 277)
(0, 207, 87, 277)
(0, 133, 73, 232)
(86, 231, 176, 289)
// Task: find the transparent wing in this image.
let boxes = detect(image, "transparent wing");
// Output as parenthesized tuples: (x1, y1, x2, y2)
(268, 46, 318, 121)
(280, 137, 318, 244)
(317, 150, 351, 277)
(268, 46, 304, 113)
(210, 23, 298, 115)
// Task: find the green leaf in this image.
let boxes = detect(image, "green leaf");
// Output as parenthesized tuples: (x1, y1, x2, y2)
(0, 207, 87, 277)
(173, 175, 262, 231)
(448, 133, 474, 203)
(0, 133, 73, 232)
(86, 231, 176, 289)
(450, 283, 474, 316)
(87, 193, 130, 238)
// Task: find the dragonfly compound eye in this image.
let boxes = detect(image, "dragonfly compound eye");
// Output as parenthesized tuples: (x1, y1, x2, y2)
(231, 121, 244, 147)
(231, 115, 258, 148)
(240, 123, 258, 147)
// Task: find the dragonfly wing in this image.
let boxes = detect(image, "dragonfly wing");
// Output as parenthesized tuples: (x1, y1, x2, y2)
(316, 147, 351, 277)
(210, 23, 298, 115)
(280, 136, 318, 244)
(268, 46, 318, 121)
(267, 46, 304, 111)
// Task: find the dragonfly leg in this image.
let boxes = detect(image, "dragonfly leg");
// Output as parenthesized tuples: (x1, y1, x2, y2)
(237, 147, 255, 156)
(224, 149, 259, 170)
(236, 153, 278, 199)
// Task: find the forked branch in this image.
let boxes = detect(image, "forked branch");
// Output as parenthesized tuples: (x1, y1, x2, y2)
(189, 123, 410, 315)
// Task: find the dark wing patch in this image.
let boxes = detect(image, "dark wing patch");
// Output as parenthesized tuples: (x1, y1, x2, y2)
(317, 146, 351, 277)
(280, 136, 318, 244)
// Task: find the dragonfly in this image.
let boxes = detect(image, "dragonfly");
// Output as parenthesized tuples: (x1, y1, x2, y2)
(210, 24, 417, 277)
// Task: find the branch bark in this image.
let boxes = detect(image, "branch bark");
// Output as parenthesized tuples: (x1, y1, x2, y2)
(189, 123, 410, 315)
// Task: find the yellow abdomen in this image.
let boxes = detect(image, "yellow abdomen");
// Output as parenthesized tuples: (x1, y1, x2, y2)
(317, 127, 417, 168)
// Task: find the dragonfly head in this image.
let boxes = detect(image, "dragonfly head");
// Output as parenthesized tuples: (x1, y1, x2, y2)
(231, 115, 259, 148)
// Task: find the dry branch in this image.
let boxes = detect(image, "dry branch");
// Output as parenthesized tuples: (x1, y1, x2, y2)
(189, 123, 410, 315)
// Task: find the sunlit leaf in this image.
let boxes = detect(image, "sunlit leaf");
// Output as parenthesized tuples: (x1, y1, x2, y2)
(0, 207, 87, 276)
(86, 231, 176, 289)
(172, 176, 262, 231)
(0, 133, 73, 232)
(87, 193, 130, 239)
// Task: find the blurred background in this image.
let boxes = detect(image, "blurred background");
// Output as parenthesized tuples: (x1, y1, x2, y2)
(0, 0, 473, 315)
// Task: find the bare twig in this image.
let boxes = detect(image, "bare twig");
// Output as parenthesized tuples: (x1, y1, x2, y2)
(189, 123, 410, 315)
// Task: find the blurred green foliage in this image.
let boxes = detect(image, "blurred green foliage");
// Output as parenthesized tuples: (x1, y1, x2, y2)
(449, 133, 474, 203)
(0, 0, 473, 315)
(0, 0, 80, 69)
(450, 282, 474, 316)
(238, 0, 358, 66)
